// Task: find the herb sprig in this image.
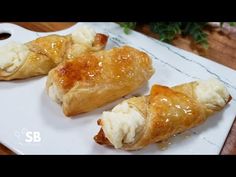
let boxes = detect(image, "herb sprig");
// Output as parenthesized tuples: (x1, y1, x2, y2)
(120, 22, 236, 48)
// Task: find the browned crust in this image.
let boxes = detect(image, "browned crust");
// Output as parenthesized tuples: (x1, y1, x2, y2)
(92, 33, 109, 49)
(94, 119, 112, 146)
(227, 95, 232, 104)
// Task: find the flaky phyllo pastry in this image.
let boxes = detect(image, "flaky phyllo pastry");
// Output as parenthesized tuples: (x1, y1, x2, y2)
(0, 25, 108, 80)
(46, 46, 154, 116)
(94, 79, 232, 150)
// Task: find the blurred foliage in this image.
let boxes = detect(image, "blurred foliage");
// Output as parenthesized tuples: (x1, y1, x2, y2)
(120, 22, 236, 48)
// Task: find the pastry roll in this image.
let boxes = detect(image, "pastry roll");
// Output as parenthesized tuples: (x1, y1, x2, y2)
(94, 79, 232, 150)
(46, 46, 154, 116)
(0, 25, 108, 80)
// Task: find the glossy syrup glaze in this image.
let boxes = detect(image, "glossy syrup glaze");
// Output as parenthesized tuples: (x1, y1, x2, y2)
(27, 35, 70, 64)
(156, 139, 172, 150)
(148, 85, 204, 142)
(56, 54, 102, 91)
(53, 46, 153, 92)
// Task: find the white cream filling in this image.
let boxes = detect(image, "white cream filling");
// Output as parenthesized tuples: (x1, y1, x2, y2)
(195, 78, 230, 109)
(0, 42, 29, 73)
(71, 25, 96, 47)
(48, 83, 63, 104)
(101, 102, 145, 148)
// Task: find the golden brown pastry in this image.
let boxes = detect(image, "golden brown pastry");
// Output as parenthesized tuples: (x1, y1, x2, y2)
(94, 78, 232, 150)
(46, 45, 154, 116)
(0, 25, 108, 80)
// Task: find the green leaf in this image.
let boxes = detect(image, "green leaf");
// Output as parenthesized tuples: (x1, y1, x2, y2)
(150, 22, 182, 42)
(228, 22, 236, 26)
(180, 22, 208, 47)
(119, 22, 137, 34)
(119, 22, 213, 47)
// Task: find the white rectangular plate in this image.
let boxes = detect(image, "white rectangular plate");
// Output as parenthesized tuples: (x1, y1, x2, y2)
(0, 22, 236, 154)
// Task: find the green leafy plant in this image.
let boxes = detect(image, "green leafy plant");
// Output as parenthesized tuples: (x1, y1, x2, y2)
(119, 22, 236, 48)
(119, 22, 137, 34)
